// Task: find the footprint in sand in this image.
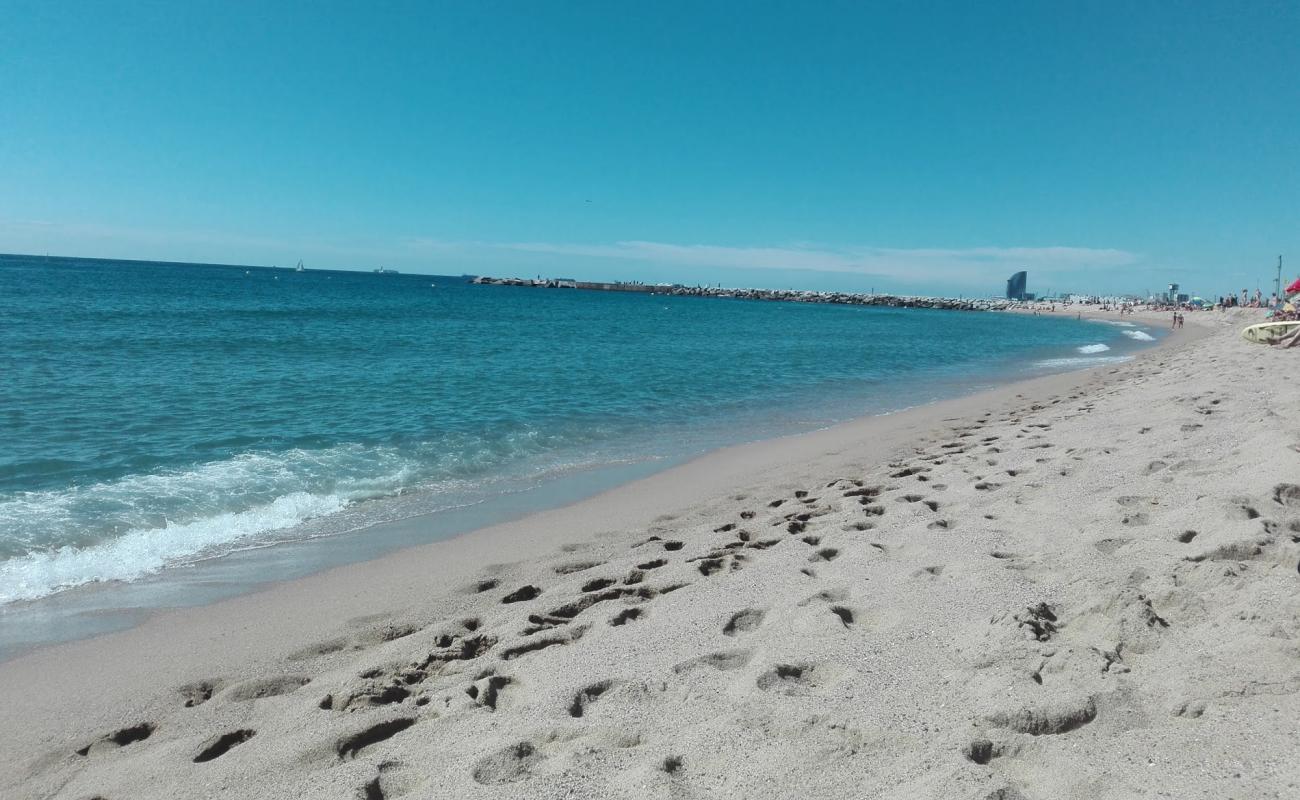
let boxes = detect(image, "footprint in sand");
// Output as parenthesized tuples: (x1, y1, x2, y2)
(722, 608, 764, 636)
(986, 696, 1097, 736)
(466, 674, 513, 711)
(508, 615, 591, 654)
(360, 760, 423, 800)
(1273, 484, 1300, 508)
(673, 649, 752, 673)
(194, 729, 256, 763)
(1225, 499, 1260, 521)
(755, 663, 833, 694)
(568, 680, 614, 718)
(224, 675, 311, 702)
(1092, 538, 1130, 555)
(179, 679, 221, 708)
(501, 585, 542, 603)
(336, 718, 417, 761)
(609, 608, 644, 626)
(472, 741, 544, 785)
(75, 723, 155, 757)
(829, 605, 856, 628)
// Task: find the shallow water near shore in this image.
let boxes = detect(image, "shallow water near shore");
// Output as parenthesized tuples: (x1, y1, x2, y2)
(0, 254, 1159, 656)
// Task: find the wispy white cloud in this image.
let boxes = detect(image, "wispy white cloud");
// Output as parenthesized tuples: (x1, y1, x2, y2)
(501, 240, 857, 272)
(500, 239, 1139, 282)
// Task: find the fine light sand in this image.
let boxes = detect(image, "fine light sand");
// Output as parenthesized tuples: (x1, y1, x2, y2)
(3, 308, 1299, 799)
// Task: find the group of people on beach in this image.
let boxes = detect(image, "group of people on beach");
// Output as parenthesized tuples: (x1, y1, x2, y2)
(1220, 288, 1271, 309)
(1270, 305, 1300, 323)
(1170, 312, 1185, 329)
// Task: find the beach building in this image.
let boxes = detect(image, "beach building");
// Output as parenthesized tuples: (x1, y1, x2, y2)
(1006, 270, 1028, 301)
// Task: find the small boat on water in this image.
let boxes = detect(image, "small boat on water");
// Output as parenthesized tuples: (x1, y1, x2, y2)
(374, 267, 400, 275)
(295, 260, 305, 272)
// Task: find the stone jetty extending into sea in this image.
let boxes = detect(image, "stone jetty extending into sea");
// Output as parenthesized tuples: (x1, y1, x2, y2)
(470, 275, 1019, 312)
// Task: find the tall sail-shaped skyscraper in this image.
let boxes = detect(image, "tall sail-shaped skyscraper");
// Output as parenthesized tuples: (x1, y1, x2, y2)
(1006, 271, 1027, 300)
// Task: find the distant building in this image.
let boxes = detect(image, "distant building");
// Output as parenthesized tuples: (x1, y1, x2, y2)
(1006, 271, 1028, 301)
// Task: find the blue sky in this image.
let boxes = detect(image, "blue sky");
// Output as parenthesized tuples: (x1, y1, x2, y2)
(2, 1, 1296, 297)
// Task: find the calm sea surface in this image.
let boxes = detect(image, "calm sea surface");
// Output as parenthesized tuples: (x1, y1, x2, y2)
(0, 255, 1157, 614)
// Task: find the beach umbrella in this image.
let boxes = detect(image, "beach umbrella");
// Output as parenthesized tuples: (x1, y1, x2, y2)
(1286, 277, 1300, 295)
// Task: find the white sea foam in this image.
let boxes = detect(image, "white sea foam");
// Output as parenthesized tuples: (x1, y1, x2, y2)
(0, 492, 349, 604)
(1086, 319, 1136, 327)
(1123, 330, 1156, 341)
(0, 445, 432, 604)
(1077, 343, 1111, 354)
(1034, 355, 1134, 370)
(0, 440, 628, 604)
(0, 449, 413, 535)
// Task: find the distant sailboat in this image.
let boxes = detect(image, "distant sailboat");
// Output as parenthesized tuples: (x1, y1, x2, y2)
(295, 260, 305, 272)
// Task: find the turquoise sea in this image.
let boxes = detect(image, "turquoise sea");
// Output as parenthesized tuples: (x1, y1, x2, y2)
(0, 254, 1158, 650)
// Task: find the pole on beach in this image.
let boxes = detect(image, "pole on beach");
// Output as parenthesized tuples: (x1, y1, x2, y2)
(1276, 255, 1283, 299)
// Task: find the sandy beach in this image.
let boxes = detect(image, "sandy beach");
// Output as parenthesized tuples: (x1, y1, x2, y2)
(3, 306, 1298, 800)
